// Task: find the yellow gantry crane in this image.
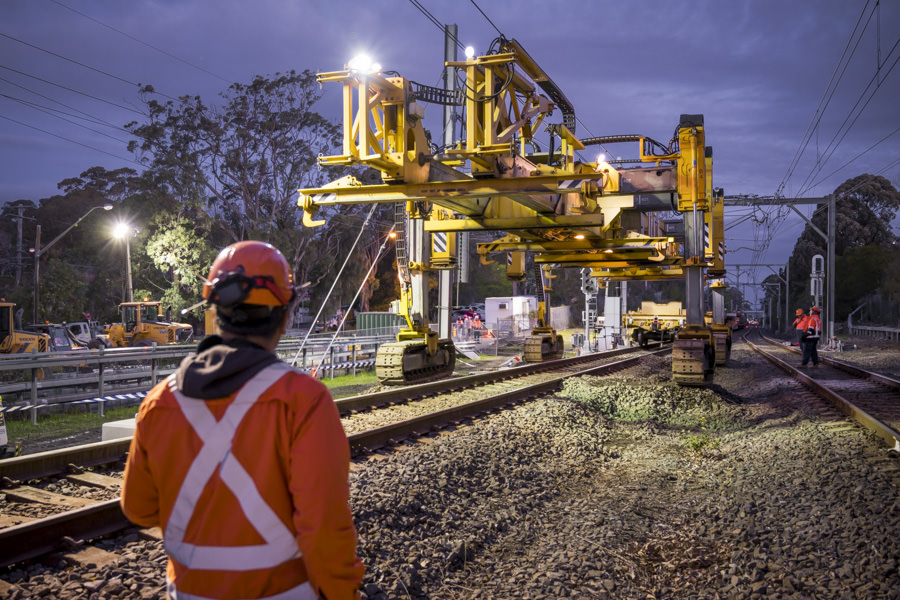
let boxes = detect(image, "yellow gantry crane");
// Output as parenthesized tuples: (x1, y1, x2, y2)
(298, 38, 727, 385)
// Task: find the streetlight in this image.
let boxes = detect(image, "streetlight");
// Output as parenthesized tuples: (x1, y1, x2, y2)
(31, 204, 113, 323)
(113, 222, 134, 303)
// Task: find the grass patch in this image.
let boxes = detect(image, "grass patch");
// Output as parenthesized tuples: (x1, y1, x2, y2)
(683, 417, 722, 454)
(320, 371, 379, 398)
(6, 405, 139, 445)
(319, 371, 379, 388)
(6, 370, 381, 449)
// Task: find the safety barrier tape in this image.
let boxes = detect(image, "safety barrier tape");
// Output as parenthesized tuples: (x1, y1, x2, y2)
(299, 359, 377, 374)
(0, 391, 148, 414)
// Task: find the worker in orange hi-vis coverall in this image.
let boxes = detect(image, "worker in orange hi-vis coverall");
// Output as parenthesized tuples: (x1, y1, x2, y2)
(121, 241, 364, 600)
(792, 308, 807, 347)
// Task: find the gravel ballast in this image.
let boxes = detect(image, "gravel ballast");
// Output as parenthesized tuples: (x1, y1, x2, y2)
(3, 344, 899, 599)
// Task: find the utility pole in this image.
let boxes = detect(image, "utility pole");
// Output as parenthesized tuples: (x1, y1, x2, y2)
(15, 206, 25, 286)
(724, 195, 834, 339)
(437, 23, 458, 340)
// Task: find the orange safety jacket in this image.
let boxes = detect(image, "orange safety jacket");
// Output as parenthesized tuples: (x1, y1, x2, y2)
(805, 313, 822, 340)
(793, 315, 807, 330)
(122, 359, 364, 599)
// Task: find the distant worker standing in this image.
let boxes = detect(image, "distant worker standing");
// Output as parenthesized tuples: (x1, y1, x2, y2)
(121, 241, 364, 599)
(792, 308, 807, 347)
(801, 306, 823, 368)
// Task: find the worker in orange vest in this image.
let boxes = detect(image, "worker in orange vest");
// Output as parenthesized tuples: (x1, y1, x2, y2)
(121, 241, 364, 599)
(791, 308, 807, 347)
(801, 306, 823, 367)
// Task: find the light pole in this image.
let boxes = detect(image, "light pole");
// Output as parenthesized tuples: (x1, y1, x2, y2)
(32, 205, 113, 324)
(113, 222, 134, 302)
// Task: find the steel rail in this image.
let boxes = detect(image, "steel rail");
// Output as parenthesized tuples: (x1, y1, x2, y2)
(1, 346, 650, 482)
(334, 344, 643, 414)
(347, 348, 669, 453)
(746, 336, 900, 451)
(0, 346, 668, 568)
(758, 334, 900, 391)
(0, 499, 126, 568)
(0, 438, 132, 482)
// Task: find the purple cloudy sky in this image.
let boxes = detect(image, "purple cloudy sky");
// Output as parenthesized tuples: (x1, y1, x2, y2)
(2, 0, 898, 304)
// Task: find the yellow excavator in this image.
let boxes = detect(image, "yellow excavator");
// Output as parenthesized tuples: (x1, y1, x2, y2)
(0, 301, 49, 354)
(106, 301, 194, 347)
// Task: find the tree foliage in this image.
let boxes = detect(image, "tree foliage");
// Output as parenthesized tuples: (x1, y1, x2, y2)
(124, 70, 360, 324)
(126, 70, 340, 238)
(784, 174, 900, 322)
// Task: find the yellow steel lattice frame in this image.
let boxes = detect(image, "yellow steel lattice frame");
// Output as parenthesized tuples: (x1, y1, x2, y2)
(316, 70, 430, 183)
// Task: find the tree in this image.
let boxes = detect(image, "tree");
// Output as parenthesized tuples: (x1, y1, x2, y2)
(787, 174, 900, 321)
(13, 168, 140, 323)
(144, 214, 218, 318)
(125, 71, 364, 325)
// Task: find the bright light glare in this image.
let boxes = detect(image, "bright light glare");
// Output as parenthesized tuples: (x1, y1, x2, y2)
(113, 222, 130, 239)
(464, 46, 475, 59)
(348, 54, 380, 74)
(574, 234, 585, 240)
(597, 153, 606, 163)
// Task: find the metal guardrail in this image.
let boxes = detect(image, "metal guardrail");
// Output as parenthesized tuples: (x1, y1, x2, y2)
(847, 325, 900, 343)
(0, 329, 401, 410)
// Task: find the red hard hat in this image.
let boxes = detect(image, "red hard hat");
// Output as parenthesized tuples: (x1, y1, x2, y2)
(810, 306, 821, 313)
(203, 241, 295, 308)
(795, 308, 804, 316)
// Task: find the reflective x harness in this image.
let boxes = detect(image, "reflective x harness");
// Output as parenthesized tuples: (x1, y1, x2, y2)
(164, 363, 316, 600)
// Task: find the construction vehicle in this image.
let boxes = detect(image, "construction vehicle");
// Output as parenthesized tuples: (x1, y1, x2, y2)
(670, 143, 725, 385)
(0, 301, 49, 354)
(296, 37, 727, 385)
(66, 320, 109, 348)
(622, 301, 684, 347)
(25, 323, 82, 352)
(524, 264, 563, 361)
(106, 301, 194, 347)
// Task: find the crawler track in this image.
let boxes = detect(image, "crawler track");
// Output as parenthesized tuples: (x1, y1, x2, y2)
(0, 345, 668, 568)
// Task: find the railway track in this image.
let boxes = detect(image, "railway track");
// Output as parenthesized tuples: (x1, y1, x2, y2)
(3, 336, 899, 596)
(0, 345, 665, 568)
(745, 331, 900, 451)
(7, 334, 896, 576)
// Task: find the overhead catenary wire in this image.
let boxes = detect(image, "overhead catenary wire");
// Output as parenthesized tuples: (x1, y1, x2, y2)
(49, 0, 231, 84)
(468, 0, 504, 37)
(2, 32, 142, 91)
(0, 75, 134, 133)
(796, 38, 900, 196)
(1, 93, 132, 141)
(807, 124, 900, 190)
(748, 0, 898, 304)
(290, 203, 379, 367)
(0, 113, 141, 164)
(0, 64, 146, 115)
(310, 225, 397, 378)
(406, 0, 464, 51)
(776, 0, 874, 197)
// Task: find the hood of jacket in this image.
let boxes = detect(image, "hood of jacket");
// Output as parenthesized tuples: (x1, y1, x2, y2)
(174, 335, 281, 399)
